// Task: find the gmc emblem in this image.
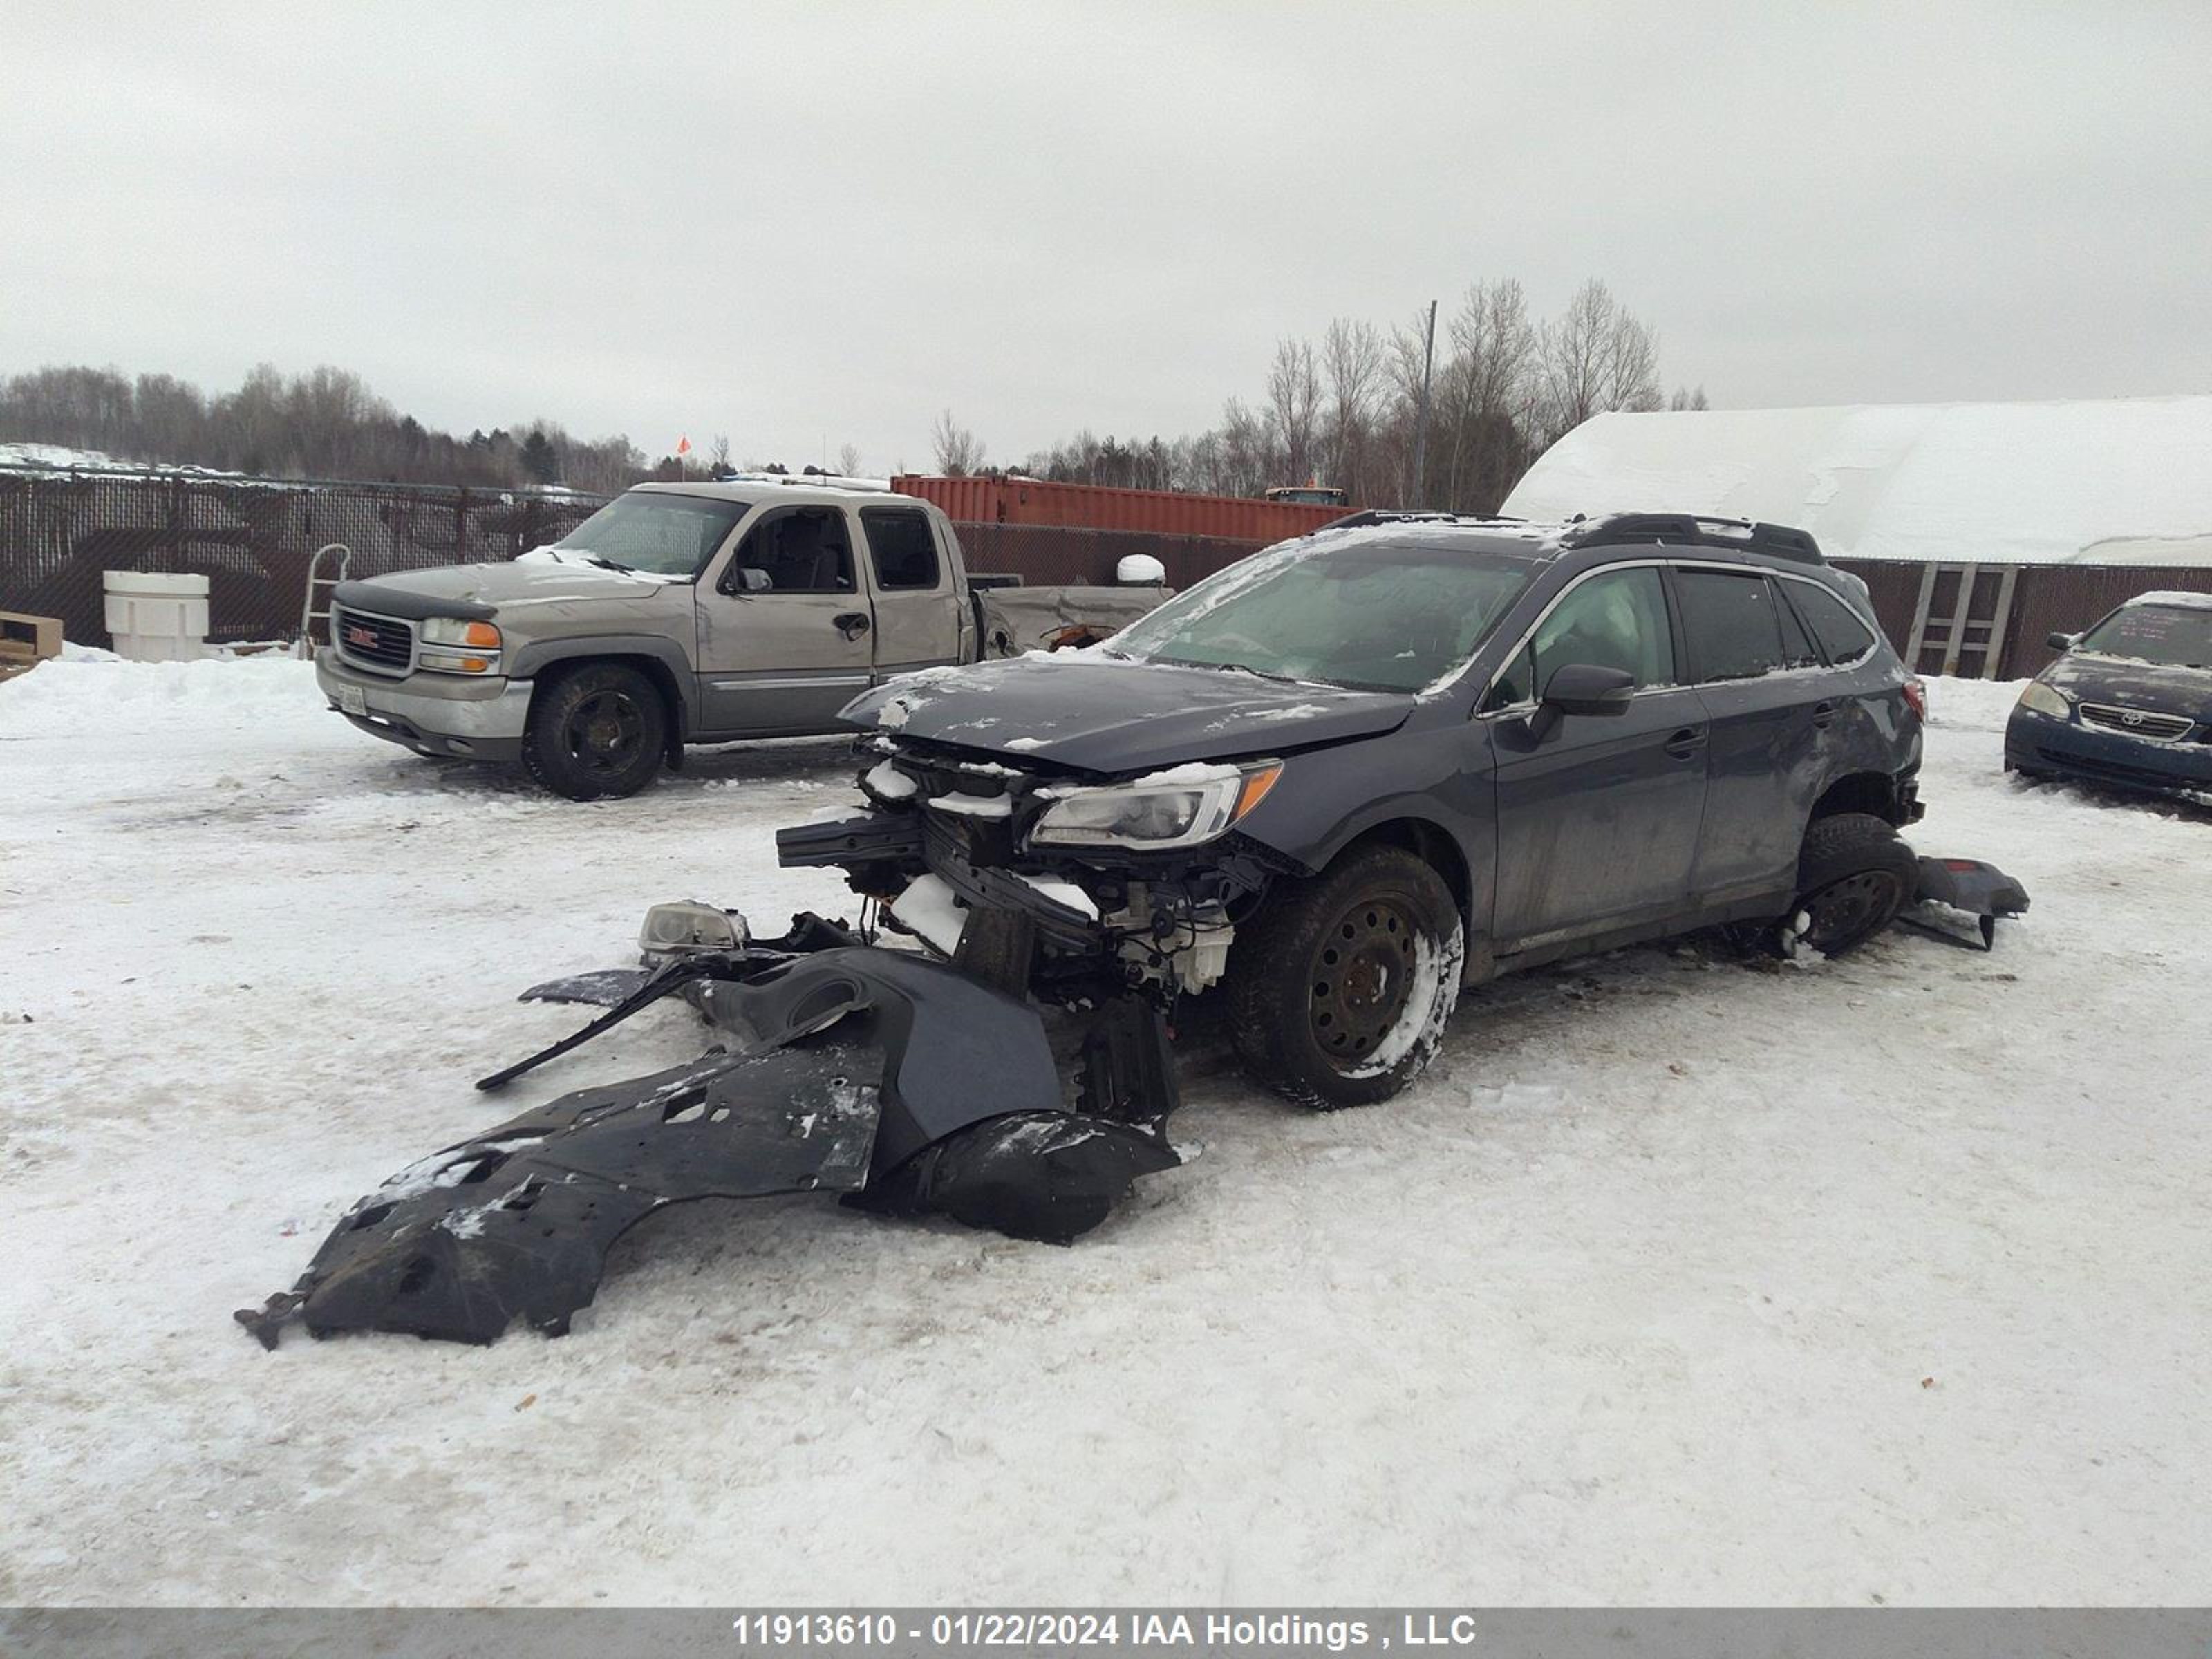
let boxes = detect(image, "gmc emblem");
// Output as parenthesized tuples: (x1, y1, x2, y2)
(345, 625, 379, 648)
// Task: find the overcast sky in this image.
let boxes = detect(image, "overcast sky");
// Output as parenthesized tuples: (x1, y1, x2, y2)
(6, 1, 2208, 471)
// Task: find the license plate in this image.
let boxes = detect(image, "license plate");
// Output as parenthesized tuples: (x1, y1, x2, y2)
(336, 684, 368, 716)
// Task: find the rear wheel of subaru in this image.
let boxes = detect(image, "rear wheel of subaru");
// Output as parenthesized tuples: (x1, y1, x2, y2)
(1225, 847, 1463, 1110)
(1787, 812, 1918, 957)
(521, 663, 666, 800)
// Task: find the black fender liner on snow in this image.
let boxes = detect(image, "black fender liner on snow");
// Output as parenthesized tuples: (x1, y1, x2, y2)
(235, 939, 1179, 1348)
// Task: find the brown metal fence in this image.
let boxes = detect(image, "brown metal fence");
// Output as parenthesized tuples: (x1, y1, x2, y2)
(3, 465, 2205, 680)
(1833, 558, 2212, 681)
(956, 521, 1268, 590)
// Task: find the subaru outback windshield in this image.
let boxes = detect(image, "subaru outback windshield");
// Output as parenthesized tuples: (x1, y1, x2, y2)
(2076, 603, 2212, 671)
(1106, 536, 1539, 692)
(550, 493, 751, 578)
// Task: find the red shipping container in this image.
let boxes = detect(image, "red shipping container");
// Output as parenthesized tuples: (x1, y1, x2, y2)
(890, 476, 1342, 544)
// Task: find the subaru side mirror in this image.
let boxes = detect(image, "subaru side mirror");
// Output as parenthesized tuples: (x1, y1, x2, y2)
(2045, 630, 2076, 651)
(1526, 662, 1636, 740)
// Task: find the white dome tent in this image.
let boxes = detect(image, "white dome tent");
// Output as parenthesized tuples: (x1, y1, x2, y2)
(1502, 397, 2212, 678)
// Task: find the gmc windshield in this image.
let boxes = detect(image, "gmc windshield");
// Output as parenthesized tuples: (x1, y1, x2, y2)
(552, 493, 752, 578)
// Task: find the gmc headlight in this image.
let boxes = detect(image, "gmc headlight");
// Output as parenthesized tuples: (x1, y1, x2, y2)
(418, 617, 502, 674)
(2017, 682, 2072, 720)
(1027, 762, 1283, 851)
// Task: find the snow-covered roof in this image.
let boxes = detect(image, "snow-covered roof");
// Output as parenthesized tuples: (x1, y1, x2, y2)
(0, 441, 247, 479)
(637, 477, 897, 505)
(1501, 397, 2212, 567)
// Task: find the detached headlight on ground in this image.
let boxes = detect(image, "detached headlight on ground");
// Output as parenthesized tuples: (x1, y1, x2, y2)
(2017, 682, 2072, 719)
(418, 617, 502, 674)
(1028, 762, 1282, 851)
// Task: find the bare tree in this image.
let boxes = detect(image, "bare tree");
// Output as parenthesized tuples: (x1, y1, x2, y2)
(837, 442, 862, 476)
(1264, 337, 1321, 487)
(1541, 279, 1662, 443)
(709, 433, 732, 471)
(930, 409, 986, 476)
(1436, 279, 1541, 513)
(1668, 384, 1709, 411)
(1320, 317, 1384, 502)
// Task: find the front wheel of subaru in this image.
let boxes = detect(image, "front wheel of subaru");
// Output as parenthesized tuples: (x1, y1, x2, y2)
(1225, 846, 1463, 1110)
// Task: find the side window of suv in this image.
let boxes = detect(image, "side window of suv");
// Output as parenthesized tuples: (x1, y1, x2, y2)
(731, 508, 855, 594)
(1674, 569, 1785, 682)
(1484, 567, 1672, 710)
(859, 508, 941, 591)
(1785, 581, 1879, 664)
(1775, 584, 1823, 669)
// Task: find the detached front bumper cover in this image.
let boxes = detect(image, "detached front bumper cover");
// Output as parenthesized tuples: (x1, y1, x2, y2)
(237, 926, 1178, 1348)
(1907, 856, 2030, 950)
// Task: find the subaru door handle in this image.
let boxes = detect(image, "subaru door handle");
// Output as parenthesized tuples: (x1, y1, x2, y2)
(834, 612, 870, 639)
(1811, 700, 1837, 729)
(1663, 727, 1706, 760)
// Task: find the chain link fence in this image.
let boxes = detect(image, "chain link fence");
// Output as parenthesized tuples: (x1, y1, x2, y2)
(0, 467, 615, 646)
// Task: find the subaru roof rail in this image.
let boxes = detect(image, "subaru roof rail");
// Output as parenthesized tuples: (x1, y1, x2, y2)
(1561, 512, 1825, 565)
(1318, 509, 1526, 534)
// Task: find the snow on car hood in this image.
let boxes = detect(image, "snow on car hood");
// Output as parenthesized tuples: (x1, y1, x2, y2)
(2045, 652, 2212, 720)
(841, 653, 1416, 774)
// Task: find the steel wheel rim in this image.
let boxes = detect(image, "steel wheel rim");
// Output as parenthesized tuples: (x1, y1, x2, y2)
(1800, 870, 1902, 952)
(564, 690, 644, 778)
(1309, 894, 1420, 1067)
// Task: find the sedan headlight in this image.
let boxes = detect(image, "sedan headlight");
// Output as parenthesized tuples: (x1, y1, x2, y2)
(1028, 762, 1283, 851)
(2016, 682, 2072, 720)
(418, 617, 502, 674)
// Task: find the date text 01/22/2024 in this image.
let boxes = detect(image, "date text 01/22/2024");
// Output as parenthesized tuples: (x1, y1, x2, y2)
(727, 1612, 1488, 1649)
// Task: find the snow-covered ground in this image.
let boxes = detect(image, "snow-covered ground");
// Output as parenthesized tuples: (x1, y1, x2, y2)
(2, 661, 2206, 1606)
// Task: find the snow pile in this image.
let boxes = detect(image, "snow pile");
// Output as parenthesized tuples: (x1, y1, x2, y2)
(1503, 397, 2212, 566)
(0, 440, 245, 478)
(0, 440, 126, 469)
(1924, 676, 2032, 733)
(0, 655, 320, 738)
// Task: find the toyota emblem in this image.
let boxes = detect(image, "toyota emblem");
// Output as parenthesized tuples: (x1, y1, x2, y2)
(2121, 709, 2145, 727)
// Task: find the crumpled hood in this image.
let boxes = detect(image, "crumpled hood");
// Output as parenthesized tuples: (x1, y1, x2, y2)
(841, 653, 1416, 774)
(2045, 653, 2212, 720)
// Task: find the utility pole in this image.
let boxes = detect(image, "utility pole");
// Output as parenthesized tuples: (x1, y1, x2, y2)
(1409, 299, 1438, 508)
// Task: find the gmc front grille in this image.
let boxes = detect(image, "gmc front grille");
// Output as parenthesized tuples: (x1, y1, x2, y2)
(334, 606, 413, 675)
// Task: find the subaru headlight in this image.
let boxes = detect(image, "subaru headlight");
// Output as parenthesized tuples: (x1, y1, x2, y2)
(1027, 762, 1283, 851)
(2017, 682, 2071, 720)
(418, 617, 502, 674)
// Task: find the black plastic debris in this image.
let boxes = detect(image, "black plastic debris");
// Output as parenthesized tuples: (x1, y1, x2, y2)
(852, 1110, 1181, 1244)
(1906, 856, 2032, 950)
(237, 933, 1181, 1348)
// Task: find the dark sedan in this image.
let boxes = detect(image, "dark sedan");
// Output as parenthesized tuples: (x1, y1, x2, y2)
(2006, 592, 2212, 797)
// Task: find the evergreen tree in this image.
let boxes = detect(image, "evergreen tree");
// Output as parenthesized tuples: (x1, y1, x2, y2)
(521, 429, 559, 485)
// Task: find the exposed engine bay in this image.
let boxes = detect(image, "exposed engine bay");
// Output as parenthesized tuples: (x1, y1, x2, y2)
(776, 733, 1294, 1009)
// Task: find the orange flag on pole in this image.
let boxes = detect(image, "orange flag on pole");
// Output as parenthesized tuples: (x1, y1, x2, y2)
(676, 435, 692, 455)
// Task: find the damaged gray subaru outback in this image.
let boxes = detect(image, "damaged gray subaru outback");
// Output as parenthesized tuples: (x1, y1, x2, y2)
(243, 512, 2028, 1349)
(784, 512, 1936, 1108)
